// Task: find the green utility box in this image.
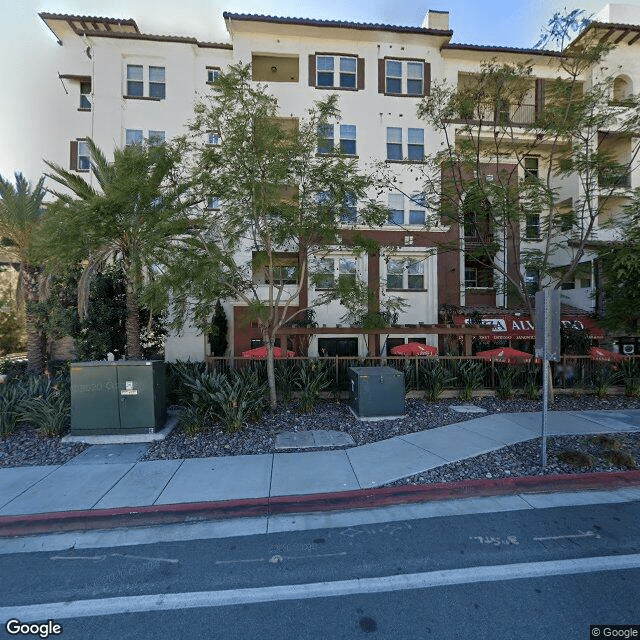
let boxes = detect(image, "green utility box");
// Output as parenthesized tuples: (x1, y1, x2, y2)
(348, 366, 405, 418)
(70, 361, 166, 435)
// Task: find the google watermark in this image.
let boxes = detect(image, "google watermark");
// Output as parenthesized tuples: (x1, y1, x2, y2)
(5, 619, 63, 638)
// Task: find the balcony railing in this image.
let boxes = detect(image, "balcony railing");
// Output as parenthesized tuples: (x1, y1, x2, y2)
(457, 103, 536, 126)
(598, 172, 631, 189)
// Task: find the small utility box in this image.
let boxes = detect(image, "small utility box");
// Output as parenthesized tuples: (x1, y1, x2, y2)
(70, 361, 166, 435)
(348, 366, 405, 418)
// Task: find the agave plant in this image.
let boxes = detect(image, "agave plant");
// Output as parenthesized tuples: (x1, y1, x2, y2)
(296, 360, 330, 412)
(0, 383, 25, 436)
(421, 362, 455, 402)
(456, 360, 485, 401)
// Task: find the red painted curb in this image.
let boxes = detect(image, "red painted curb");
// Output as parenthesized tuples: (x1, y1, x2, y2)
(1, 470, 639, 538)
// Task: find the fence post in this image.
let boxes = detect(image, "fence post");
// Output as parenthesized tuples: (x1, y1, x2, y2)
(335, 356, 339, 390)
(491, 359, 495, 389)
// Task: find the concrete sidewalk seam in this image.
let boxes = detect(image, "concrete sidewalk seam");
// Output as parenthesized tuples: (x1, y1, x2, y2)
(151, 460, 185, 507)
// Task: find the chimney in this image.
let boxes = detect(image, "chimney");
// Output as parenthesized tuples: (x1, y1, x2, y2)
(422, 9, 449, 31)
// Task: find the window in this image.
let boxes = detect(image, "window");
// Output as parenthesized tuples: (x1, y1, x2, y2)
(387, 259, 425, 290)
(317, 124, 357, 155)
(125, 129, 143, 146)
(126, 65, 143, 97)
(207, 197, 220, 210)
(386, 127, 402, 160)
(272, 264, 298, 285)
(206, 67, 220, 83)
(407, 128, 424, 161)
(317, 337, 358, 357)
(338, 258, 357, 287)
(77, 140, 90, 171)
(525, 268, 539, 295)
(386, 127, 424, 161)
(525, 214, 540, 239)
(388, 193, 427, 226)
(79, 81, 91, 110)
(464, 267, 477, 288)
(316, 258, 335, 290)
(560, 280, 575, 290)
(340, 194, 357, 224)
(317, 55, 357, 89)
(310, 54, 363, 90)
(384, 59, 426, 96)
(388, 194, 404, 225)
(149, 66, 166, 100)
(524, 157, 539, 182)
(207, 132, 221, 145)
(149, 130, 165, 146)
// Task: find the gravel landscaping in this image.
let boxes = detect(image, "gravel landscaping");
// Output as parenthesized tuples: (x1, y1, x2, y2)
(1, 393, 639, 485)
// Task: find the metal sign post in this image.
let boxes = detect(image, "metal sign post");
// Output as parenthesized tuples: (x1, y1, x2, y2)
(535, 289, 560, 469)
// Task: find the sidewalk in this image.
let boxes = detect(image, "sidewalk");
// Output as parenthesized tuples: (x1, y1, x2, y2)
(1, 409, 640, 535)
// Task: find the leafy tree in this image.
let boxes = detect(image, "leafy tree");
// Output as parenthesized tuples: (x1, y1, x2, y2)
(208, 300, 228, 357)
(75, 266, 166, 361)
(0, 275, 26, 355)
(0, 173, 48, 373)
(402, 10, 640, 317)
(596, 205, 640, 332)
(164, 64, 387, 407)
(41, 139, 191, 359)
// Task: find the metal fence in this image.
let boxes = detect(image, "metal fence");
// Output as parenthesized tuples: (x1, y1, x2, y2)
(204, 355, 640, 393)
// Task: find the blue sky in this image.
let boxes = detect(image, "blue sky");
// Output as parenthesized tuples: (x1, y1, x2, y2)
(1, 0, 639, 178)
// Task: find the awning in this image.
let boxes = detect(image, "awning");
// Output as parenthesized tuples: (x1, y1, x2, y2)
(454, 314, 604, 339)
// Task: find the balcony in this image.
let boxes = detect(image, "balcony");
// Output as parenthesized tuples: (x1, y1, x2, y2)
(457, 103, 536, 126)
(598, 171, 631, 190)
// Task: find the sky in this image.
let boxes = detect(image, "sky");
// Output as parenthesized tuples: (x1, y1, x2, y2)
(2, 0, 640, 179)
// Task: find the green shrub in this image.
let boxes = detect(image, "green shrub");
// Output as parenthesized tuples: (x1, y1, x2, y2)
(495, 366, 517, 400)
(211, 374, 263, 432)
(17, 375, 70, 437)
(589, 365, 621, 397)
(619, 359, 640, 397)
(421, 362, 454, 402)
(275, 360, 298, 405)
(0, 383, 25, 436)
(296, 360, 330, 412)
(522, 364, 540, 400)
(456, 361, 485, 401)
(166, 360, 208, 405)
(233, 368, 268, 421)
(178, 405, 210, 436)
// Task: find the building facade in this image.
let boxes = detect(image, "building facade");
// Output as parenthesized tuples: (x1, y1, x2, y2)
(37, 6, 640, 359)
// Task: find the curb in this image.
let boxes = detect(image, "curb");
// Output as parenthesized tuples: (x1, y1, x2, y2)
(1, 470, 639, 538)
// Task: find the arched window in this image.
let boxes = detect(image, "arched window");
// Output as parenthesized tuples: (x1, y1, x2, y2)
(613, 75, 633, 103)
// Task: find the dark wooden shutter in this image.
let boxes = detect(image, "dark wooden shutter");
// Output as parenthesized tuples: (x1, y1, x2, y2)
(308, 54, 316, 87)
(423, 62, 431, 96)
(69, 140, 78, 171)
(535, 79, 546, 120)
(378, 59, 385, 93)
(357, 57, 365, 90)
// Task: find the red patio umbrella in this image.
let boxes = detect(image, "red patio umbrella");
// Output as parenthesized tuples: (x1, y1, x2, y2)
(476, 347, 538, 364)
(390, 342, 438, 356)
(589, 346, 624, 362)
(241, 346, 295, 359)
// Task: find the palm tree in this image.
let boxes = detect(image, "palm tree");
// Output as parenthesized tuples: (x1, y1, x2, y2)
(0, 173, 47, 374)
(43, 138, 191, 359)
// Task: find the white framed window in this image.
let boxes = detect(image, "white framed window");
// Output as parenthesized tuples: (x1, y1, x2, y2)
(315, 257, 335, 290)
(385, 59, 424, 95)
(125, 129, 143, 146)
(317, 55, 357, 89)
(207, 132, 221, 145)
(317, 124, 357, 155)
(340, 194, 357, 224)
(79, 81, 91, 110)
(386, 258, 425, 290)
(77, 140, 90, 171)
(149, 66, 166, 99)
(525, 214, 540, 240)
(207, 197, 220, 210)
(464, 267, 478, 288)
(149, 130, 165, 146)
(338, 257, 357, 287)
(387, 193, 426, 226)
(386, 127, 424, 161)
(524, 156, 539, 182)
(126, 65, 143, 97)
(206, 67, 220, 83)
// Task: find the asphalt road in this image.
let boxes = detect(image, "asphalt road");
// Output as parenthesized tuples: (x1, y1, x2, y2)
(1, 500, 639, 639)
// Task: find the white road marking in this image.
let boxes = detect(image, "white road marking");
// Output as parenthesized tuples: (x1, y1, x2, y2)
(50, 553, 179, 564)
(533, 530, 601, 542)
(215, 551, 347, 565)
(470, 536, 519, 546)
(4, 553, 640, 621)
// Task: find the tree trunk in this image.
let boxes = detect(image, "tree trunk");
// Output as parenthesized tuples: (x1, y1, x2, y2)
(265, 336, 277, 410)
(125, 278, 142, 360)
(22, 264, 45, 375)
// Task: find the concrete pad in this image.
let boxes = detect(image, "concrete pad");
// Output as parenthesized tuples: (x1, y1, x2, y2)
(65, 444, 149, 465)
(457, 415, 538, 445)
(0, 466, 59, 510)
(0, 464, 134, 516)
(274, 430, 355, 451)
(61, 413, 179, 444)
(449, 405, 487, 414)
(155, 455, 273, 505)
(93, 460, 183, 509)
(270, 450, 359, 496)
(574, 411, 640, 432)
(400, 424, 506, 462)
(346, 438, 448, 487)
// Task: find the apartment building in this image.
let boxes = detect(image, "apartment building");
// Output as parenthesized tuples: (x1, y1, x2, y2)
(37, 5, 640, 359)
